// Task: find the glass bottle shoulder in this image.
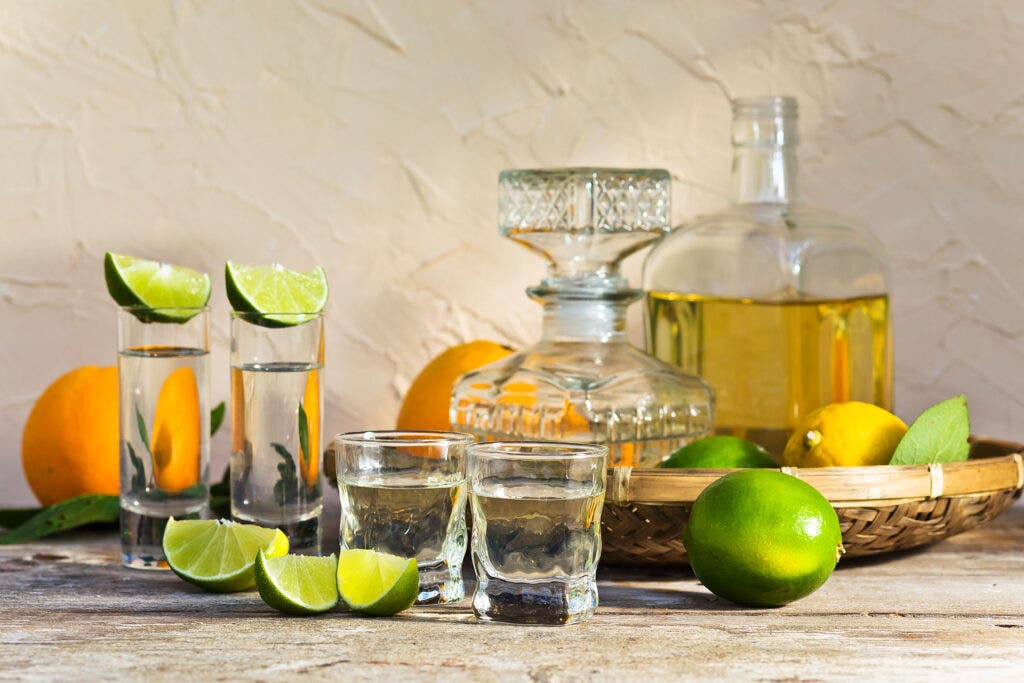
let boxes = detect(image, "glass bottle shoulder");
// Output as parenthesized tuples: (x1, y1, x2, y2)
(454, 341, 713, 396)
(643, 203, 889, 301)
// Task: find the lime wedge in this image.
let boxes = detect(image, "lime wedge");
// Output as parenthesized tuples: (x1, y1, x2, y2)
(336, 549, 418, 616)
(104, 252, 211, 323)
(224, 261, 328, 327)
(162, 518, 289, 593)
(255, 550, 340, 615)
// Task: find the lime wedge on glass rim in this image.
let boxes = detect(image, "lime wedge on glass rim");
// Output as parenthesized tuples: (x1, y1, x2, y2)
(336, 549, 418, 616)
(162, 518, 288, 593)
(224, 261, 328, 327)
(255, 550, 340, 615)
(104, 252, 211, 323)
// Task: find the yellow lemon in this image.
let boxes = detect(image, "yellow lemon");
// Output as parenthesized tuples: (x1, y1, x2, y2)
(781, 401, 907, 468)
(397, 341, 513, 431)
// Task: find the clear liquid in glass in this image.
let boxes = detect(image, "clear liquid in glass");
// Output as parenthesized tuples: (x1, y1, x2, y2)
(230, 361, 322, 554)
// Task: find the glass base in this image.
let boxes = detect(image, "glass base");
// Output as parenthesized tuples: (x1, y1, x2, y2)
(415, 561, 464, 605)
(120, 507, 204, 570)
(472, 572, 598, 625)
(234, 514, 322, 556)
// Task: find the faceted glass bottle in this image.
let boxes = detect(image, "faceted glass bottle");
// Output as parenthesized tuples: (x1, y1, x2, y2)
(643, 97, 892, 456)
(452, 168, 714, 468)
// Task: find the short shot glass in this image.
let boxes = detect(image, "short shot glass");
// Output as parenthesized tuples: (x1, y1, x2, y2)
(335, 430, 472, 604)
(468, 442, 608, 625)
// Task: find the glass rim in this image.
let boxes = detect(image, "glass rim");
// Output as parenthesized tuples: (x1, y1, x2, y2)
(467, 441, 608, 461)
(119, 305, 210, 312)
(231, 310, 324, 318)
(731, 95, 798, 117)
(335, 430, 475, 447)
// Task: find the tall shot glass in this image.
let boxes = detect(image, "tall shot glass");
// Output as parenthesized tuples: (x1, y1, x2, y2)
(118, 306, 210, 569)
(468, 442, 608, 625)
(335, 431, 472, 604)
(230, 311, 324, 555)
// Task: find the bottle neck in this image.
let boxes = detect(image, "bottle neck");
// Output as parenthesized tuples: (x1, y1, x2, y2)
(533, 291, 634, 343)
(730, 146, 798, 205)
(729, 97, 799, 205)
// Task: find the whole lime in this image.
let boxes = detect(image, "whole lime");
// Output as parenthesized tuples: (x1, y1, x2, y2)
(683, 470, 843, 607)
(661, 435, 776, 469)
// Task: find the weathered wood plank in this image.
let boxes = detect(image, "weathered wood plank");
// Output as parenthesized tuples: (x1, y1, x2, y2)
(0, 503, 1021, 681)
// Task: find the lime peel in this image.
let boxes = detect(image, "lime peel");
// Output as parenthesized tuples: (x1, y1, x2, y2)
(162, 518, 288, 593)
(336, 549, 418, 616)
(104, 252, 211, 323)
(255, 550, 340, 615)
(224, 261, 328, 328)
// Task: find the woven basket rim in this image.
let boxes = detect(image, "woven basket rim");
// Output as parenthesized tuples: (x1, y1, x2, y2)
(606, 437, 1024, 506)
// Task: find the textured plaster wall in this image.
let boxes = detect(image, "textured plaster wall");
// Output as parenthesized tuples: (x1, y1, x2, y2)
(1, 1, 1022, 505)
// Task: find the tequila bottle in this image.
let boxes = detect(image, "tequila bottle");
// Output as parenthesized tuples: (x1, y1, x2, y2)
(643, 97, 892, 456)
(452, 168, 714, 467)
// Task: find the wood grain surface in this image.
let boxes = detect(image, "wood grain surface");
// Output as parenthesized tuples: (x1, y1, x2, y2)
(1, 502, 1022, 682)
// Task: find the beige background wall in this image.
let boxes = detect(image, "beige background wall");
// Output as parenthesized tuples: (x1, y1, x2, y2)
(1, 1, 1022, 505)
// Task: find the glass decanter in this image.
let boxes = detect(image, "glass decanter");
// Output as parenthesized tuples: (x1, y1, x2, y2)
(452, 167, 714, 467)
(643, 97, 892, 456)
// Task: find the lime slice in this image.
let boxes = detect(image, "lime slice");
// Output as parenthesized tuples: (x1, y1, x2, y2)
(104, 252, 211, 323)
(336, 549, 418, 616)
(162, 518, 289, 593)
(224, 261, 328, 327)
(255, 550, 340, 615)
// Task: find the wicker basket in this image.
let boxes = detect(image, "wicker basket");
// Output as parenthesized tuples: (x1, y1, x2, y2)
(601, 437, 1024, 566)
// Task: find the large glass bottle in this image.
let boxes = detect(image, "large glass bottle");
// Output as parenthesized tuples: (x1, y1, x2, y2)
(452, 168, 714, 467)
(643, 97, 892, 456)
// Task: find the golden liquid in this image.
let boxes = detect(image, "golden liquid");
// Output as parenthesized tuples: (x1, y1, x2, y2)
(646, 292, 892, 456)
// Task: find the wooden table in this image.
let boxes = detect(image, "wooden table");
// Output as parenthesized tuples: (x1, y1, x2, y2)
(1, 503, 1022, 681)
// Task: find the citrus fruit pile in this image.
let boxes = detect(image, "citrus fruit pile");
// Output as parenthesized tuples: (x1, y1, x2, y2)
(163, 519, 418, 617)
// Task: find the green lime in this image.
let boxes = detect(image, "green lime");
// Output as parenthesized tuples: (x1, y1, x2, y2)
(683, 470, 843, 607)
(336, 549, 418, 616)
(255, 550, 340, 615)
(224, 261, 328, 327)
(162, 518, 289, 593)
(104, 252, 211, 323)
(661, 436, 776, 469)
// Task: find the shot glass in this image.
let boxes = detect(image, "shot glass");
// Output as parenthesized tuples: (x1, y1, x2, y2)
(230, 311, 324, 555)
(335, 431, 472, 604)
(468, 442, 608, 625)
(118, 306, 211, 569)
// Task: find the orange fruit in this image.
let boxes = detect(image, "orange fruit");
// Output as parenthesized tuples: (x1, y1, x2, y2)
(150, 366, 202, 493)
(22, 366, 120, 506)
(397, 341, 513, 431)
(300, 369, 320, 487)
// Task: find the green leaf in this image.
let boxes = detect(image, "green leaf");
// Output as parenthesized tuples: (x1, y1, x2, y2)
(210, 465, 230, 497)
(210, 401, 226, 436)
(890, 395, 971, 465)
(0, 495, 119, 545)
(271, 442, 299, 507)
(127, 443, 148, 492)
(135, 405, 151, 455)
(298, 402, 310, 466)
(209, 464, 230, 518)
(0, 508, 42, 530)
